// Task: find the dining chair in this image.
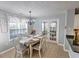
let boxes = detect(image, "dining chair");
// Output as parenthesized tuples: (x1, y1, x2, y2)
(42, 35, 48, 53)
(14, 37, 29, 58)
(32, 36, 45, 58)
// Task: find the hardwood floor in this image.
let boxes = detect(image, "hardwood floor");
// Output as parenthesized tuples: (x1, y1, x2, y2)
(0, 41, 69, 58)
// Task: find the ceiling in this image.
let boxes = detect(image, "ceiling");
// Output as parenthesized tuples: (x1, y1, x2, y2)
(0, 1, 79, 18)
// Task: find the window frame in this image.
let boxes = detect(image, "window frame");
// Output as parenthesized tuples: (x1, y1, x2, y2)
(8, 16, 28, 41)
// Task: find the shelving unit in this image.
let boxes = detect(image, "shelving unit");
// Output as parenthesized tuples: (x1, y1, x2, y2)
(49, 22, 57, 41)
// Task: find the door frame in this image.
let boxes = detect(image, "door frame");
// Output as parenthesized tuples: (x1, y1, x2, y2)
(48, 19, 59, 43)
(42, 19, 59, 43)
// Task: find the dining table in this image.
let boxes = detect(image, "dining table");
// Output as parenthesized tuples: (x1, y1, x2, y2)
(19, 36, 40, 58)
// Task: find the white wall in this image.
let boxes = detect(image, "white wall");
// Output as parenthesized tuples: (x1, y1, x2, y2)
(0, 10, 10, 52)
(74, 14, 79, 29)
(66, 9, 75, 35)
(33, 19, 42, 34)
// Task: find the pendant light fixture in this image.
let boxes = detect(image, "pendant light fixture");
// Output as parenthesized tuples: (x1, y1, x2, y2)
(29, 11, 33, 25)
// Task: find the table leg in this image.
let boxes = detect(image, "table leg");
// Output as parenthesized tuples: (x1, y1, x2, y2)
(29, 44, 32, 58)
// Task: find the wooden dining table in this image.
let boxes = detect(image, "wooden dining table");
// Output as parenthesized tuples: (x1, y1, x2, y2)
(19, 37, 40, 58)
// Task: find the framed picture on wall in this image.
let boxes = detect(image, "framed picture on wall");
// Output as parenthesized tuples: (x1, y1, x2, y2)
(0, 17, 8, 33)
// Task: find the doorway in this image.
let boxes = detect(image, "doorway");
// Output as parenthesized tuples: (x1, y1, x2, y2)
(42, 20, 59, 42)
(49, 21, 57, 41)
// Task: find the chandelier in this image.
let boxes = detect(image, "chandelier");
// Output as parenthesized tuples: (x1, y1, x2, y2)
(28, 11, 34, 25)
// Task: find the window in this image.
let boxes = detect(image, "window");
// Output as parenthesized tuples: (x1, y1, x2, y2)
(42, 22, 44, 32)
(42, 21, 48, 34)
(8, 16, 28, 41)
(42, 22, 48, 31)
(50, 23, 56, 27)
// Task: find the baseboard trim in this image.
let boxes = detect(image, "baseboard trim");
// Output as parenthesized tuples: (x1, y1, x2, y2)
(57, 43, 68, 52)
(58, 43, 70, 58)
(0, 47, 15, 55)
(57, 43, 64, 47)
(47, 40, 57, 43)
(64, 48, 68, 52)
(68, 51, 71, 58)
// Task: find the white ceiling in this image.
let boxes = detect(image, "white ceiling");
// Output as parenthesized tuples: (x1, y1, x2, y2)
(0, 1, 79, 18)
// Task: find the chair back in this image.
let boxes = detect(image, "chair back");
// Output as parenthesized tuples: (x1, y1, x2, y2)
(14, 37, 21, 51)
(43, 35, 47, 43)
(39, 35, 45, 49)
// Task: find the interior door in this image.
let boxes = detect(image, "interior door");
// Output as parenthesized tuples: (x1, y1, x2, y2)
(49, 21, 57, 41)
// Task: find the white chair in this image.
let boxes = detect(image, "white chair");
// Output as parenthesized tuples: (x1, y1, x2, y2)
(32, 36, 44, 58)
(14, 37, 29, 58)
(42, 35, 47, 53)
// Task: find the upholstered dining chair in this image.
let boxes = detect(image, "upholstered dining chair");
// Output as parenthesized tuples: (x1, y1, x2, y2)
(14, 37, 29, 58)
(32, 36, 45, 58)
